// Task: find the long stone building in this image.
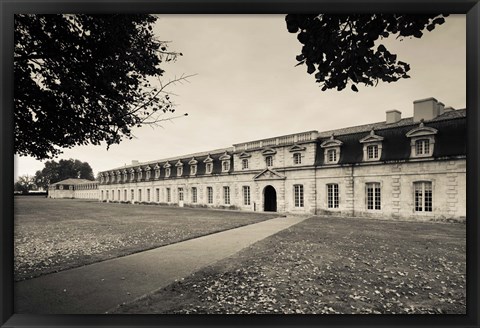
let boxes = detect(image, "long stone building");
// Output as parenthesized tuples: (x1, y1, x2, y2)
(48, 178, 98, 199)
(97, 97, 466, 221)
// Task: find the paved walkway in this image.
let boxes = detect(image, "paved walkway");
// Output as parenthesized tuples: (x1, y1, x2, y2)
(15, 215, 310, 314)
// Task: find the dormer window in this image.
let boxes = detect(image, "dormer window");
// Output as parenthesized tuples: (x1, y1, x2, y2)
(175, 160, 184, 177)
(360, 129, 383, 162)
(204, 154, 213, 174)
(154, 164, 160, 179)
(406, 122, 437, 158)
(123, 170, 128, 182)
(206, 163, 213, 174)
(293, 153, 302, 165)
(242, 159, 249, 170)
(188, 157, 198, 176)
(137, 168, 143, 180)
(265, 156, 273, 167)
(367, 145, 379, 159)
(321, 134, 342, 165)
(415, 139, 430, 156)
(116, 171, 122, 183)
(164, 162, 171, 178)
(222, 161, 230, 172)
(327, 149, 337, 162)
(145, 166, 151, 180)
(100, 175, 105, 183)
(219, 151, 231, 173)
(129, 169, 135, 181)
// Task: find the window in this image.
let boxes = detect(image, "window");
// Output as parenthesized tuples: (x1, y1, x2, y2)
(100, 176, 105, 183)
(106, 190, 109, 200)
(367, 145, 379, 160)
(192, 187, 197, 203)
(415, 139, 430, 156)
(207, 187, 213, 204)
(156, 188, 160, 202)
(293, 153, 302, 165)
(118, 190, 121, 201)
(190, 165, 197, 175)
(177, 167, 183, 176)
(222, 161, 230, 172)
(137, 171, 142, 180)
(123, 172, 128, 182)
(406, 123, 437, 158)
(165, 168, 171, 178)
(178, 188, 184, 201)
(327, 184, 339, 208)
(124, 189, 127, 201)
(101, 190, 104, 200)
(155, 168, 160, 179)
(166, 188, 171, 202)
(147, 189, 150, 202)
(294, 185, 304, 207)
(327, 149, 337, 163)
(223, 186, 230, 205)
(130, 172, 134, 181)
(206, 163, 213, 174)
(265, 156, 273, 167)
(138, 189, 142, 202)
(414, 182, 433, 212)
(366, 183, 381, 210)
(360, 130, 384, 162)
(243, 186, 251, 205)
(146, 170, 151, 180)
(242, 159, 249, 170)
(131, 189, 134, 201)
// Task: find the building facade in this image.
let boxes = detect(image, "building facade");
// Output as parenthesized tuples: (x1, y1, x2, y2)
(98, 97, 466, 222)
(48, 178, 99, 199)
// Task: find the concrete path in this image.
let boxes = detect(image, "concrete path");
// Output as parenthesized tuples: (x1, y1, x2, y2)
(15, 215, 310, 314)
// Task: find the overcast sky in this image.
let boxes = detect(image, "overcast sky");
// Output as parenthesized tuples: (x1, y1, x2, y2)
(14, 14, 466, 180)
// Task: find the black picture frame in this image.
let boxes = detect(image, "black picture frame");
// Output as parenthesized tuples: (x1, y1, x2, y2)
(1, 1, 479, 327)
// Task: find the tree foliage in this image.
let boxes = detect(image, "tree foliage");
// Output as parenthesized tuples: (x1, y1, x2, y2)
(285, 14, 448, 92)
(15, 14, 188, 160)
(34, 159, 94, 190)
(14, 175, 37, 194)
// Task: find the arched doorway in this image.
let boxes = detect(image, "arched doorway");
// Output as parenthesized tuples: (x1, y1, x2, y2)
(263, 185, 277, 212)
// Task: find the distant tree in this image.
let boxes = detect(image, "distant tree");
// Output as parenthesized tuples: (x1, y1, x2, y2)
(15, 14, 191, 160)
(286, 14, 448, 92)
(34, 159, 94, 190)
(14, 175, 37, 194)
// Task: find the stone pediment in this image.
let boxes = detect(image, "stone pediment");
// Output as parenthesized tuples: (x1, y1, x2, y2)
(320, 134, 343, 148)
(289, 144, 306, 152)
(253, 168, 286, 181)
(406, 122, 438, 138)
(238, 151, 252, 159)
(261, 148, 277, 156)
(359, 129, 384, 143)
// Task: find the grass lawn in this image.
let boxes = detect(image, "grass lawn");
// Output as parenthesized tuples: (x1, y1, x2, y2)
(116, 216, 466, 314)
(14, 196, 276, 281)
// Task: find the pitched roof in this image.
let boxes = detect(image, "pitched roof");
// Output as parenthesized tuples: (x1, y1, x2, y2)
(50, 178, 97, 185)
(315, 112, 466, 165)
(317, 108, 466, 138)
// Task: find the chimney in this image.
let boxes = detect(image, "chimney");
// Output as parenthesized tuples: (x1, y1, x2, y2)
(444, 106, 455, 112)
(131, 160, 139, 166)
(386, 110, 402, 124)
(413, 97, 439, 122)
(437, 102, 445, 116)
